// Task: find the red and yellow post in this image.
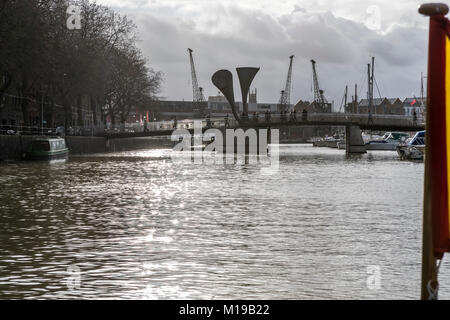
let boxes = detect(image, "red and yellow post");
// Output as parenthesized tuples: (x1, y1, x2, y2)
(419, 3, 450, 300)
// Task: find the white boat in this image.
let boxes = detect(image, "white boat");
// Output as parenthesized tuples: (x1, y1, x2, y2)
(312, 135, 344, 149)
(365, 132, 410, 151)
(362, 133, 383, 144)
(396, 131, 425, 160)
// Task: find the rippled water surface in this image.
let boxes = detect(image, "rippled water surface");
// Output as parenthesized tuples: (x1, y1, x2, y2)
(0, 144, 446, 299)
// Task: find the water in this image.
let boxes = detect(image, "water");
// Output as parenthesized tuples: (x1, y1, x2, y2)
(0, 144, 446, 300)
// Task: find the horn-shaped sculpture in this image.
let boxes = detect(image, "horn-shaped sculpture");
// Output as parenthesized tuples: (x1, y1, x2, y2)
(237, 67, 260, 119)
(212, 67, 260, 125)
(211, 70, 241, 123)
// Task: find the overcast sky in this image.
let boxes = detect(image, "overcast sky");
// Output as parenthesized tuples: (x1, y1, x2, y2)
(98, 0, 431, 108)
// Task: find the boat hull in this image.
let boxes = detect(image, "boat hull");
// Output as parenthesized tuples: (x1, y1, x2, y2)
(365, 143, 398, 151)
(396, 145, 424, 161)
(313, 139, 342, 148)
(25, 149, 69, 161)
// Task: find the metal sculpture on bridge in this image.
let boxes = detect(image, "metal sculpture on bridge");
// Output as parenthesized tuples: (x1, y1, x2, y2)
(212, 67, 260, 125)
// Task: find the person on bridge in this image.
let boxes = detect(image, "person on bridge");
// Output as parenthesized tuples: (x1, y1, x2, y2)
(290, 110, 297, 122)
(225, 114, 229, 128)
(413, 109, 418, 124)
(173, 116, 177, 129)
(253, 112, 259, 123)
(144, 119, 148, 133)
(206, 114, 211, 128)
(302, 109, 308, 121)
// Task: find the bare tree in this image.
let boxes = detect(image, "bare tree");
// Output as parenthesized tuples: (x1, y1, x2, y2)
(0, 0, 162, 130)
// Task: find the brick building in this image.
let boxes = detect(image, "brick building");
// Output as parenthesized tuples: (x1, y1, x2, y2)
(358, 98, 405, 115)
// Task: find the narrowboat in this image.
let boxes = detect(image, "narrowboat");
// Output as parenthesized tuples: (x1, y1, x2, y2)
(23, 137, 69, 160)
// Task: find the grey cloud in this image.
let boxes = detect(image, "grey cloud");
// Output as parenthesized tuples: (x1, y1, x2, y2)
(129, 3, 428, 105)
(292, 6, 307, 14)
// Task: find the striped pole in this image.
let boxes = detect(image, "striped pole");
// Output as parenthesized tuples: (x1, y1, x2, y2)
(419, 2, 450, 300)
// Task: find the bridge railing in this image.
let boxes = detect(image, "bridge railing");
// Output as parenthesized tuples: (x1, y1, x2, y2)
(0, 124, 59, 136)
(169, 113, 425, 129)
(303, 113, 425, 125)
(104, 112, 425, 135)
(0, 124, 107, 137)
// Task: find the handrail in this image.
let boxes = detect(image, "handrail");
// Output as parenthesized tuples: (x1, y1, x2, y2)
(1, 112, 425, 137)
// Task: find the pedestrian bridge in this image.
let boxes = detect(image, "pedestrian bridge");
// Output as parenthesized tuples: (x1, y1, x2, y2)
(104, 113, 425, 154)
(242, 113, 424, 131)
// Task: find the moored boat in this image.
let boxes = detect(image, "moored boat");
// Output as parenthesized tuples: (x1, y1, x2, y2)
(23, 137, 69, 160)
(365, 132, 410, 151)
(312, 135, 343, 149)
(396, 131, 425, 161)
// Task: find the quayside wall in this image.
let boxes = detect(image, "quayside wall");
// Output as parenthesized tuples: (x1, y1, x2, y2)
(0, 135, 175, 161)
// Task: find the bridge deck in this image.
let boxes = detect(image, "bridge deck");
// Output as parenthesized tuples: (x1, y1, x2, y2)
(104, 113, 425, 139)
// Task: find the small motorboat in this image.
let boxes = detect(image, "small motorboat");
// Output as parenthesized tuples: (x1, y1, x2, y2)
(365, 132, 410, 151)
(396, 131, 425, 161)
(23, 137, 69, 160)
(312, 135, 343, 149)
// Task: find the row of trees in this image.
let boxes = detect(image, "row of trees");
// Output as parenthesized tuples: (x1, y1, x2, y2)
(0, 0, 162, 129)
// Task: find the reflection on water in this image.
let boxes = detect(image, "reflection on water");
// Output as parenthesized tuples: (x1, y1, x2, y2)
(0, 144, 443, 299)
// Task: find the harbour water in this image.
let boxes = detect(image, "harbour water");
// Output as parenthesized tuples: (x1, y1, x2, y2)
(0, 144, 447, 299)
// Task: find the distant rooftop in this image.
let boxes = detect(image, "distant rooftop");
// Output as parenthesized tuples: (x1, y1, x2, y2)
(359, 98, 388, 107)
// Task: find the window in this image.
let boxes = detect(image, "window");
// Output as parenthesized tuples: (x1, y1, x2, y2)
(32, 141, 50, 151)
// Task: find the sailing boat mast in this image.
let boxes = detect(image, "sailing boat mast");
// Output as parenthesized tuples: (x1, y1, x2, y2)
(367, 57, 375, 122)
(344, 85, 348, 112)
(421, 72, 424, 104)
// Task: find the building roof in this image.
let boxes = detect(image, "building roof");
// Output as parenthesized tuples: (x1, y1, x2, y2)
(403, 97, 426, 106)
(388, 98, 402, 104)
(208, 95, 228, 103)
(294, 100, 311, 107)
(359, 98, 388, 107)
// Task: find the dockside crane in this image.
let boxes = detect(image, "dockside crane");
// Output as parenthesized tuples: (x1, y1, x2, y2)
(278, 55, 295, 112)
(187, 48, 205, 114)
(311, 59, 329, 112)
